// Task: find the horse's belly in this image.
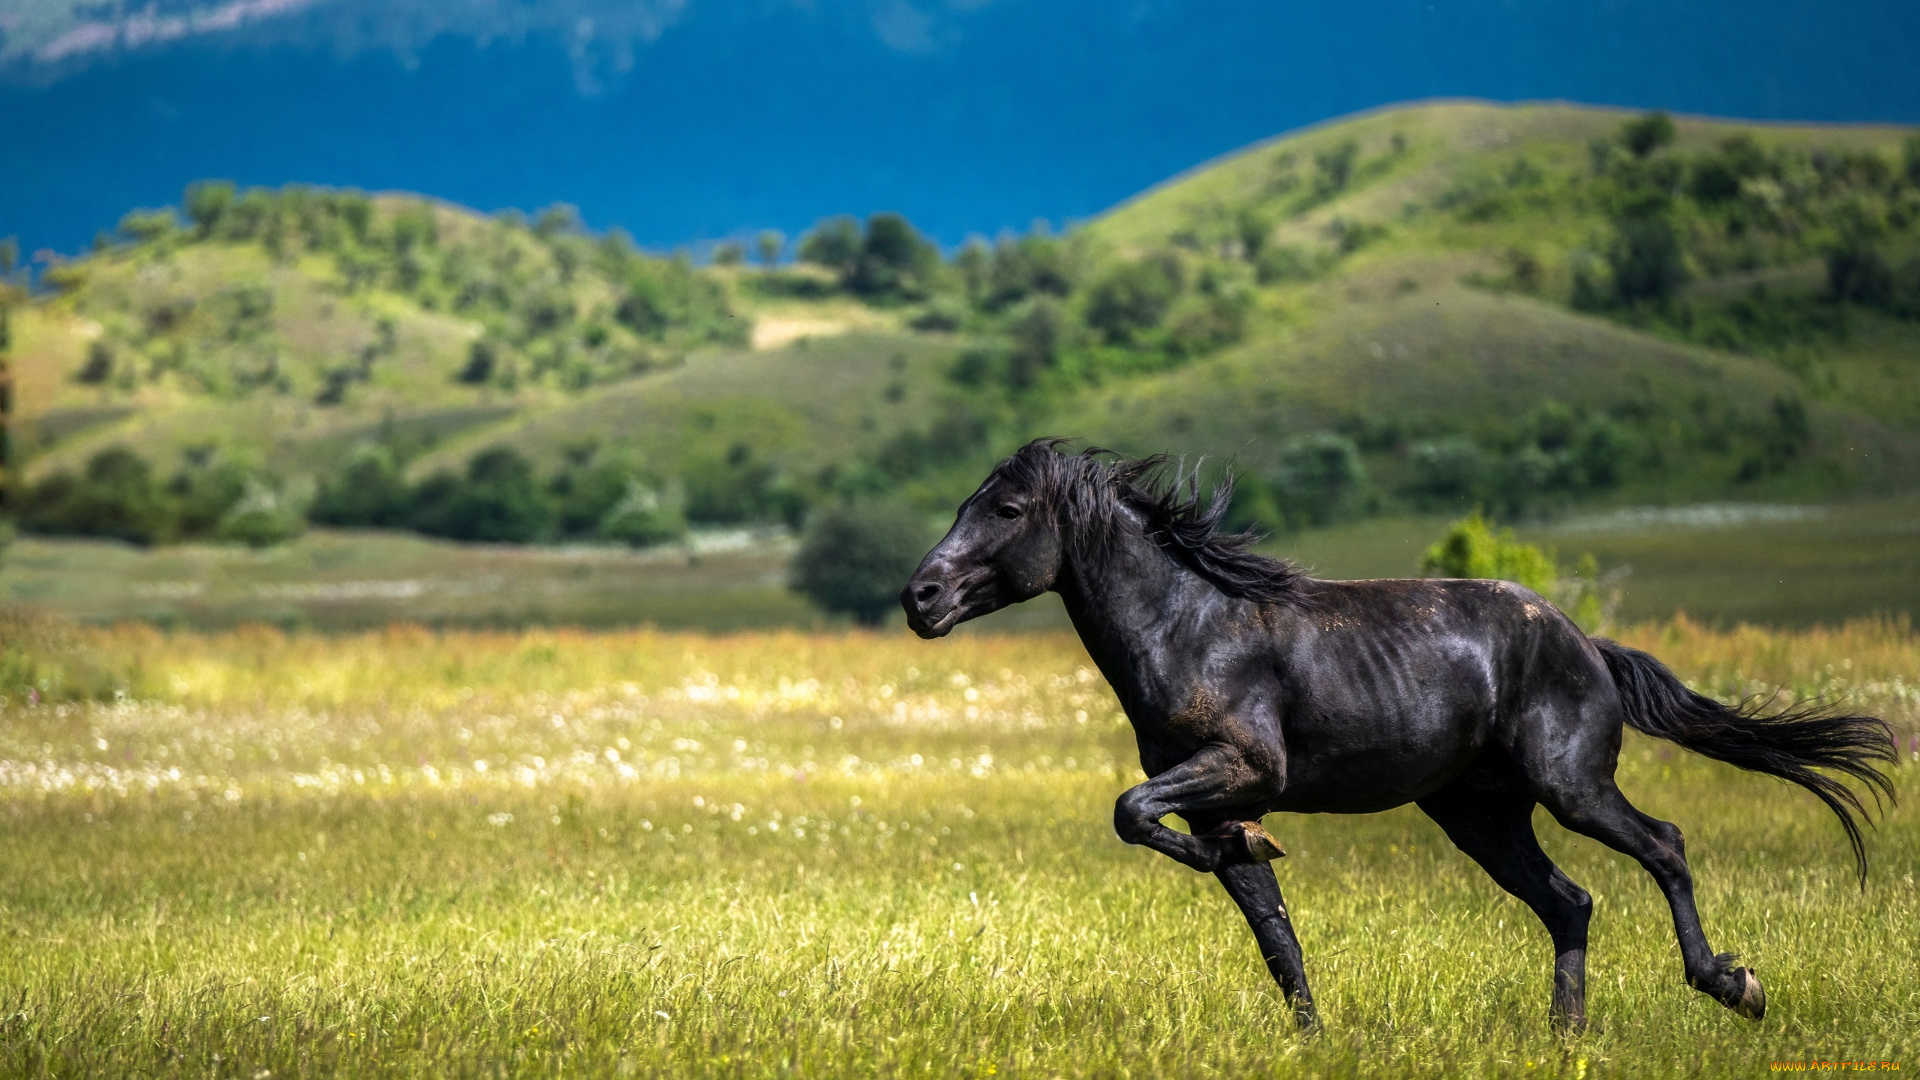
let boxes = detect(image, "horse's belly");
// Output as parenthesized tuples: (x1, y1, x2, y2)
(1273, 712, 1487, 812)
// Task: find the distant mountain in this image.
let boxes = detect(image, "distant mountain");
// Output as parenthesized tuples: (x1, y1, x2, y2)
(2, 1, 1916, 259)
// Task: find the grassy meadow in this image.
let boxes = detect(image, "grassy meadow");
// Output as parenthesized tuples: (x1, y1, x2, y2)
(1, 621, 1916, 1077)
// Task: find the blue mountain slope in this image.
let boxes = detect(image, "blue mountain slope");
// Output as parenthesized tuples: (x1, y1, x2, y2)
(2, 0, 1917, 256)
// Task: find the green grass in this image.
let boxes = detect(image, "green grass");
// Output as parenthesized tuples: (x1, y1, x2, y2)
(0, 627, 1914, 1077)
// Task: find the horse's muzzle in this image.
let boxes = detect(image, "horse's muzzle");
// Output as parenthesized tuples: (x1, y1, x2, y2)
(900, 572, 963, 639)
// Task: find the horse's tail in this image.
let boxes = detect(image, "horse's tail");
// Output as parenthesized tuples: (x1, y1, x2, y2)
(1594, 637, 1898, 884)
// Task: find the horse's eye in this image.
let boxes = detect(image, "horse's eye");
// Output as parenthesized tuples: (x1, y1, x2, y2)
(995, 504, 1023, 520)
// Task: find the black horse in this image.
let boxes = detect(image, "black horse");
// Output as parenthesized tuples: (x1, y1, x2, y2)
(901, 440, 1896, 1030)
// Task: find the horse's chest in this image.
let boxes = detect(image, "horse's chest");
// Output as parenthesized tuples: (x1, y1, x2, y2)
(1127, 686, 1241, 772)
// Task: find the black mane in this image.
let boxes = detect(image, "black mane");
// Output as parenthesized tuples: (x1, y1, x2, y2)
(989, 439, 1307, 603)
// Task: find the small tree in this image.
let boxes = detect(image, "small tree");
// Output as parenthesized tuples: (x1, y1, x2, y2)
(755, 230, 785, 267)
(597, 479, 687, 548)
(791, 500, 928, 627)
(184, 180, 236, 237)
(1619, 111, 1676, 159)
(310, 444, 413, 528)
(1271, 432, 1369, 528)
(798, 216, 862, 275)
(1085, 256, 1182, 343)
(217, 478, 304, 548)
(411, 447, 552, 543)
(1606, 192, 1687, 306)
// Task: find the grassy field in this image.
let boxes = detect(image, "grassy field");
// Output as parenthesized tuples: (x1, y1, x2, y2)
(1, 622, 1915, 1077)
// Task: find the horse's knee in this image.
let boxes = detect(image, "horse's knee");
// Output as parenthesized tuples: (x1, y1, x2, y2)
(1113, 788, 1159, 845)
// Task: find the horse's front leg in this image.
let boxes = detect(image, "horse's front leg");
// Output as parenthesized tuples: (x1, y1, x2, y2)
(1112, 743, 1314, 1027)
(1113, 742, 1283, 872)
(1215, 862, 1318, 1029)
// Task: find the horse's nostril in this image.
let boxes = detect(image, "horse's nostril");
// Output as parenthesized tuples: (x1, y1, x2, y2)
(915, 583, 941, 603)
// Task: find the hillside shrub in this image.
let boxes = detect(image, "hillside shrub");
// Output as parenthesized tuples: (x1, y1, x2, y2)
(309, 445, 414, 528)
(1270, 433, 1370, 528)
(978, 229, 1077, 312)
(410, 447, 553, 543)
(1606, 193, 1688, 306)
(791, 500, 929, 626)
(168, 455, 252, 537)
(848, 213, 942, 300)
(798, 216, 862, 276)
(1620, 112, 1676, 159)
(217, 479, 305, 548)
(18, 447, 177, 545)
(597, 480, 688, 548)
(1085, 257, 1182, 344)
(1406, 437, 1490, 509)
(683, 445, 809, 528)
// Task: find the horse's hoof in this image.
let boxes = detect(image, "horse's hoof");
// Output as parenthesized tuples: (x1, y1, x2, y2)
(1729, 967, 1766, 1021)
(1241, 821, 1285, 862)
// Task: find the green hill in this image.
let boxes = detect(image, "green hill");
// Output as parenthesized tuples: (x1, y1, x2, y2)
(4, 100, 1919, 557)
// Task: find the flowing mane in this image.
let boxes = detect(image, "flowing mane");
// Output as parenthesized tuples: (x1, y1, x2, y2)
(985, 439, 1308, 603)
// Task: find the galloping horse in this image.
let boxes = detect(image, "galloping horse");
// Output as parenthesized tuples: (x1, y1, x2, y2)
(900, 440, 1895, 1030)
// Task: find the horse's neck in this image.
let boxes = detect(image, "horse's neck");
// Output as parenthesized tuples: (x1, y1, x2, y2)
(1055, 520, 1212, 715)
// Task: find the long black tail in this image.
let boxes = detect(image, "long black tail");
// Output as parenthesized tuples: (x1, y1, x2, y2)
(1595, 638, 1898, 884)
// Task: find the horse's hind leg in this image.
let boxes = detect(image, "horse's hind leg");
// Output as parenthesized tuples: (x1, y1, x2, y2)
(1543, 781, 1766, 1021)
(1418, 785, 1593, 1030)
(1214, 862, 1318, 1030)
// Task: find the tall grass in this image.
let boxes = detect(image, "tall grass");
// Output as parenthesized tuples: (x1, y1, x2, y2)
(0, 618, 1914, 1076)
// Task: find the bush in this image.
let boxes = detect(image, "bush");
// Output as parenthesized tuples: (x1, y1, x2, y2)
(1417, 511, 1558, 594)
(168, 456, 251, 537)
(756, 230, 786, 267)
(1606, 194, 1688, 306)
(847, 213, 940, 299)
(18, 447, 176, 545)
(217, 479, 304, 548)
(184, 180, 236, 236)
(980, 230, 1076, 311)
(798, 216, 863, 276)
(1270, 433, 1369, 528)
(1620, 112, 1676, 159)
(1084, 256, 1182, 344)
(597, 480, 688, 548)
(683, 445, 809, 528)
(310, 445, 413, 528)
(1406, 437, 1490, 509)
(1255, 244, 1317, 284)
(411, 447, 552, 543)
(791, 500, 929, 626)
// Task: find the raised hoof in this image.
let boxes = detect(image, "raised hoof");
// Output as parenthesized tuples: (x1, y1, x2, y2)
(1729, 967, 1766, 1021)
(1239, 821, 1286, 862)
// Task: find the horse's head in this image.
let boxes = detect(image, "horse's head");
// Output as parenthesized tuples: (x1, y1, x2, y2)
(901, 442, 1073, 638)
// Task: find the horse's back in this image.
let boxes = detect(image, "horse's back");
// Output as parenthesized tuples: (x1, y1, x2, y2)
(1265, 577, 1612, 812)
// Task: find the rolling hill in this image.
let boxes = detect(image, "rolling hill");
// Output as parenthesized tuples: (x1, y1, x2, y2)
(4, 100, 1919, 558)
